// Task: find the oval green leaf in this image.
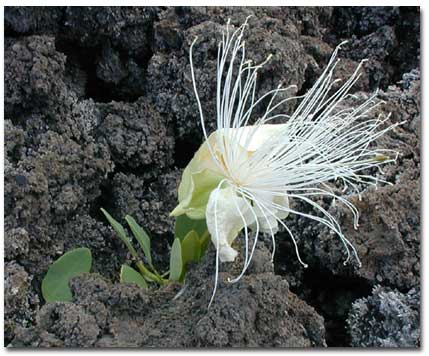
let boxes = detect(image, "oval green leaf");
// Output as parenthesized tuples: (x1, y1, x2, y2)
(100, 208, 138, 259)
(174, 214, 207, 241)
(42, 247, 92, 303)
(181, 230, 200, 265)
(199, 230, 211, 257)
(125, 215, 152, 265)
(169, 238, 182, 282)
(120, 265, 148, 289)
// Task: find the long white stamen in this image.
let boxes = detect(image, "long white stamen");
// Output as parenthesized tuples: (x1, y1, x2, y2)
(228, 190, 261, 283)
(189, 18, 401, 301)
(243, 189, 309, 268)
(228, 187, 251, 283)
(208, 179, 228, 308)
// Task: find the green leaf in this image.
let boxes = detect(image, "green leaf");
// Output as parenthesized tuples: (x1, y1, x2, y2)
(120, 265, 148, 289)
(100, 208, 138, 259)
(174, 214, 207, 241)
(169, 238, 182, 282)
(42, 247, 92, 303)
(199, 230, 211, 258)
(125, 215, 152, 265)
(181, 230, 201, 265)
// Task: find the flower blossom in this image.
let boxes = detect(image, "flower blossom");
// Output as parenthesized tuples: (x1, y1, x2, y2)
(171, 18, 402, 304)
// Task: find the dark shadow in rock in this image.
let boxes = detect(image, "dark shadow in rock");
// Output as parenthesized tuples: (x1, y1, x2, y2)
(273, 237, 372, 347)
(299, 267, 372, 346)
(55, 38, 149, 103)
(173, 137, 201, 168)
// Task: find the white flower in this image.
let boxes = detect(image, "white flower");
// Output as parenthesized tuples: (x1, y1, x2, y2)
(172, 17, 402, 305)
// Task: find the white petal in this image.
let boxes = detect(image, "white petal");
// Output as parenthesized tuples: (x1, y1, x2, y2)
(258, 215, 280, 234)
(273, 194, 289, 219)
(219, 246, 238, 262)
(221, 124, 287, 151)
(248, 191, 289, 234)
(206, 186, 255, 262)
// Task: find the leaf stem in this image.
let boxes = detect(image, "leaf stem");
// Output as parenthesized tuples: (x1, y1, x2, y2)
(136, 261, 167, 285)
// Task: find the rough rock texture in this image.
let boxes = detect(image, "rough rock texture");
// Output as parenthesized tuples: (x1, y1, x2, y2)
(97, 98, 174, 172)
(4, 262, 40, 342)
(274, 70, 421, 345)
(11, 245, 325, 347)
(347, 286, 420, 347)
(332, 7, 420, 85)
(4, 6, 420, 348)
(293, 71, 421, 287)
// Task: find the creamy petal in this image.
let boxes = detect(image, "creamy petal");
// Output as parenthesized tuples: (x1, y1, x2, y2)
(248, 191, 289, 234)
(172, 125, 289, 218)
(221, 124, 288, 151)
(273, 194, 289, 219)
(206, 186, 256, 262)
(219, 246, 238, 263)
(170, 168, 225, 219)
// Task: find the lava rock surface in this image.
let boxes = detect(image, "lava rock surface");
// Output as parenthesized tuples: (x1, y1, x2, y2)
(4, 6, 420, 347)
